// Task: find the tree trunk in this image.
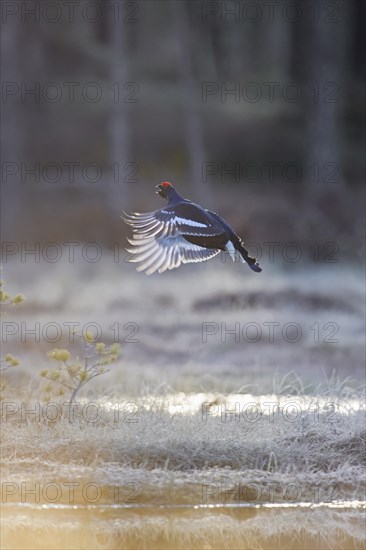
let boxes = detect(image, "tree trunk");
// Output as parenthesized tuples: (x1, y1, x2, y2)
(108, 0, 130, 212)
(305, 12, 343, 193)
(172, 1, 213, 207)
(0, 14, 24, 240)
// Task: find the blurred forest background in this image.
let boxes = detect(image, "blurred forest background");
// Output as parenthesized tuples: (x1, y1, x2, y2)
(1, 10, 365, 547)
(1, 0, 365, 262)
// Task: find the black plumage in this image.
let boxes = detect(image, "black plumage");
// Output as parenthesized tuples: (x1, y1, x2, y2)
(123, 182, 262, 275)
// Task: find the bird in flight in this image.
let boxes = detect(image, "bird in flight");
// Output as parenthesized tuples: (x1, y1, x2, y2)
(123, 182, 262, 276)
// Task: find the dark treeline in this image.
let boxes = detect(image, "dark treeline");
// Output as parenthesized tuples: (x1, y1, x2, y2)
(1, 0, 364, 255)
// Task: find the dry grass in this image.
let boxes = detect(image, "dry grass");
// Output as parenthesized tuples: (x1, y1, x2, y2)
(1, 258, 365, 549)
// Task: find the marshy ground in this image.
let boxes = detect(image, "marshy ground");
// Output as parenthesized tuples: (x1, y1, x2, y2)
(1, 255, 365, 549)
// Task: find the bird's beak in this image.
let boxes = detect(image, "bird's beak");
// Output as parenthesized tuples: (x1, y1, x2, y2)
(155, 184, 161, 195)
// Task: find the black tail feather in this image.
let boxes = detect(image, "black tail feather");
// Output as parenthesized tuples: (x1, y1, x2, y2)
(239, 244, 262, 273)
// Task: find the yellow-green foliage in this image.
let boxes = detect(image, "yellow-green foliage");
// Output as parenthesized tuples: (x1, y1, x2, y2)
(0, 280, 24, 396)
(0, 280, 25, 307)
(40, 332, 121, 404)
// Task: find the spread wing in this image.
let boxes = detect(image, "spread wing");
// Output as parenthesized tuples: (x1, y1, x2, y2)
(123, 203, 228, 275)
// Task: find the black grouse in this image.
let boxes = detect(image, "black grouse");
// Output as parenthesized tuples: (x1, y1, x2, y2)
(123, 182, 262, 275)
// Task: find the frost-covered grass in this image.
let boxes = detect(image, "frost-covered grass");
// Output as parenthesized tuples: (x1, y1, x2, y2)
(3, 258, 365, 393)
(2, 389, 365, 499)
(1, 388, 365, 549)
(1, 258, 365, 549)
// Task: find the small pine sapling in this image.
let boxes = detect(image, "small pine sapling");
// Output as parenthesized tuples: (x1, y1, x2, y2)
(40, 332, 121, 405)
